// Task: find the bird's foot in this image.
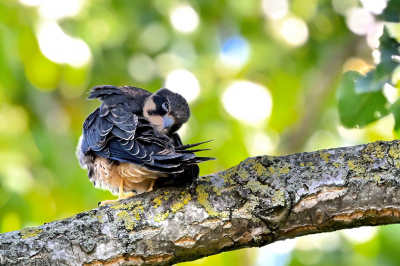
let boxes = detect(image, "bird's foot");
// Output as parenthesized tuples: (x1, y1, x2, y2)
(98, 199, 119, 206)
(98, 192, 136, 206)
(120, 192, 135, 199)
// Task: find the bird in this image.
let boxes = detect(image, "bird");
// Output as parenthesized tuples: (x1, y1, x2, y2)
(76, 85, 214, 205)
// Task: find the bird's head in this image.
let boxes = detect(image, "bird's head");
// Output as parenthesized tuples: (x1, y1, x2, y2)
(143, 88, 190, 135)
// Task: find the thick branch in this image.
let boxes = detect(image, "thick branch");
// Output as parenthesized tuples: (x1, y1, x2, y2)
(2, 140, 400, 265)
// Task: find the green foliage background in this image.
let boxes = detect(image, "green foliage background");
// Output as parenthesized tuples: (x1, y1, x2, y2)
(1, 0, 400, 265)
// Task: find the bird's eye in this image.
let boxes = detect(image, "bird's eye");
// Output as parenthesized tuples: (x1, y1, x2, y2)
(162, 102, 169, 112)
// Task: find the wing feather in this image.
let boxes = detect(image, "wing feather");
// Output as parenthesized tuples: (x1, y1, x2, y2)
(80, 85, 215, 181)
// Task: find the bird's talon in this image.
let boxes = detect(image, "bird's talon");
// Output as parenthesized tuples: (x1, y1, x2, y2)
(98, 199, 119, 206)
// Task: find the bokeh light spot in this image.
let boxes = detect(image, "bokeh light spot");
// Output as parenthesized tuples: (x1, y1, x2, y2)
(222, 81, 273, 124)
(261, 0, 289, 19)
(37, 21, 92, 67)
(342, 226, 377, 244)
(170, 4, 199, 33)
(139, 23, 169, 53)
(346, 8, 375, 35)
(367, 22, 384, 49)
(360, 0, 387, 15)
(331, 0, 358, 15)
(127, 54, 156, 83)
(2, 166, 34, 195)
(38, 0, 83, 20)
(165, 69, 200, 103)
(220, 36, 250, 68)
(279, 16, 309, 46)
(19, 0, 44, 7)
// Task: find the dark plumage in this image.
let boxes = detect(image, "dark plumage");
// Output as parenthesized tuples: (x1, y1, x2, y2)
(76, 85, 214, 204)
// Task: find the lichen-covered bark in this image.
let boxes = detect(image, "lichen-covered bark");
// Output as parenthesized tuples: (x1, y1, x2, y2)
(2, 140, 400, 265)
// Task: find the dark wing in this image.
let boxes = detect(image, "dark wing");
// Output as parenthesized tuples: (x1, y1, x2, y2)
(81, 85, 214, 176)
(81, 85, 152, 164)
(155, 134, 215, 187)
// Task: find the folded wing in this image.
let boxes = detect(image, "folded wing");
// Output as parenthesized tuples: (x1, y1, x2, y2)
(80, 85, 214, 178)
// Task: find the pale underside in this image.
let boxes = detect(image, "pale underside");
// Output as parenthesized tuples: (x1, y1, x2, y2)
(91, 157, 168, 195)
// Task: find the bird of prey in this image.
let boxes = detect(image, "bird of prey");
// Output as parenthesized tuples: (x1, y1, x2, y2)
(76, 85, 213, 205)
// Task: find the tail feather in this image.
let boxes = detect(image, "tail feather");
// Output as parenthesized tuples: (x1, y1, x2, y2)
(176, 140, 213, 150)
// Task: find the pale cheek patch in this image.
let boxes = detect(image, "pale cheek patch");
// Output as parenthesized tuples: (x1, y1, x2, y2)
(147, 115, 164, 133)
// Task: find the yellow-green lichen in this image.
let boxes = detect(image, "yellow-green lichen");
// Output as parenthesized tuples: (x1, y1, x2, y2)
(91, 214, 105, 223)
(333, 162, 339, 167)
(272, 190, 285, 206)
(132, 205, 144, 220)
(373, 174, 381, 182)
(268, 166, 275, 174)
(362, 154, 374, 163)
(153, 195, 164, 209)
(237, 167, 248, 180)
(245, 180, 271, 194)
(171, 192, 191, 213)
(255, 164, 267, 177)
(278, 165, 290, 174)
(306, 162, 315, 170)
(154, 211, 170, 222)
(110, 200, 143, 210)
(347, 159, 376, 180)
(319, 151, 330, 163)
(365, 141, 385, 159)
(300, 162, 305, 167)
(20, 227, 42, 239)
(389, 145, 400, 168)
(348, 160, 356, 170)
(218, 165, 239, 186)
(196, 184, 229, 218)
(116, 210, 136, 230)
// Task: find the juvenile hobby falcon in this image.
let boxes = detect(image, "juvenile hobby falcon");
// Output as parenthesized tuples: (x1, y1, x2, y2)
(77, 85, 213, 205)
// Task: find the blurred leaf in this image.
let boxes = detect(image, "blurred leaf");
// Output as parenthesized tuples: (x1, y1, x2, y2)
(338, 71, 389, 128)
(24, 51, 62, 91)
(390, 97, 400, 136)
(354, 28, 399, 93)
(378, 0, 400, 23)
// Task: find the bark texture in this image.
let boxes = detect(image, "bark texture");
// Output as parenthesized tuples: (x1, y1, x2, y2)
(2, 140, 400, 266)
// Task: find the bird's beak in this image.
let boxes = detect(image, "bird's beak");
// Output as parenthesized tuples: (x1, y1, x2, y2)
(163, 115, 174, 129)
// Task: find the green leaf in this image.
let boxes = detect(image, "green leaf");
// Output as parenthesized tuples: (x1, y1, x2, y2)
(390, 98, 400, 136)
(354, 27, 400, 93)
(379, 0, 400, 22)
(338, 71, 389, 128)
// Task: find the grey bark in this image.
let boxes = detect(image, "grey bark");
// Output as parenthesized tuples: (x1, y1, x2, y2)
(2, 140, 400, 266)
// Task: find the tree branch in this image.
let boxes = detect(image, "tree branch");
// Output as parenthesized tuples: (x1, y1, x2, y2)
(2, 140, 400, 265)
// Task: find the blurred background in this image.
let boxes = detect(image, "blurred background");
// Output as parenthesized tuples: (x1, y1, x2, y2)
(1, 0, 400, 265)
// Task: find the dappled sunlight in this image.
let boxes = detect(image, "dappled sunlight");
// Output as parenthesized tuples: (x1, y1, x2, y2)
(360, 0, 387, 15)
(38, 0, 84, 20)
(37, 21, 92, 67)
(296, 232, 341, 251)
(244, 129, 280, 156)
(139, 23, 170, 53)
(342, 57, 373, 73)
(342, 227, 378, 244)
(383, 83, 399, 104)
(127, 54, 157, 83)
(255, 239, 297, 266)
(165, 69, 200, 103)
(346, 7, 376, 35)
(222, 81, 273, 124)
(169, 4, 199, 34)
(278, 16, 309, 46)
(261, 0, 289, 20)
(220, 36, 251, 68)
